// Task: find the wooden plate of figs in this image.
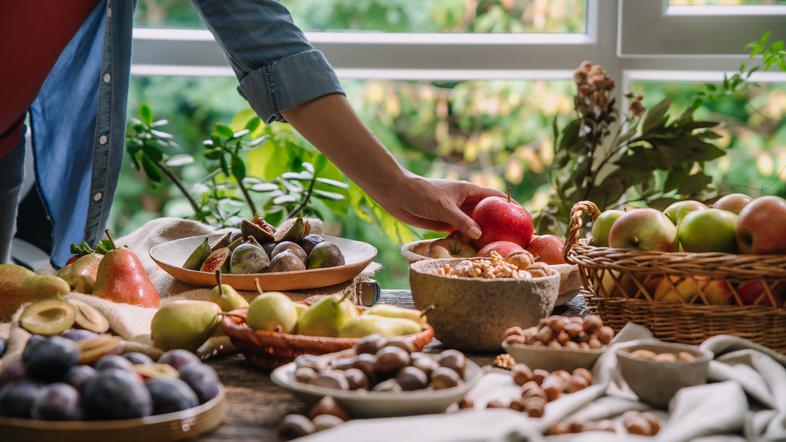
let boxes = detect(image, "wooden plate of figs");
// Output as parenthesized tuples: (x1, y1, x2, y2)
(0, 389, 226, 442)
(150, 218, 377, 291)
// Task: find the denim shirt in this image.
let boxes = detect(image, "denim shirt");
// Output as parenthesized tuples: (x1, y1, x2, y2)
(31, 0, 344, 267)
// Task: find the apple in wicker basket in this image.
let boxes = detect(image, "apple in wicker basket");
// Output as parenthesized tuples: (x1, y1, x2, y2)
(713, 193, 752, 215)
(654, 276, 732, 305)
(608, 209, 677, 252)
(736, 196, 786, 255)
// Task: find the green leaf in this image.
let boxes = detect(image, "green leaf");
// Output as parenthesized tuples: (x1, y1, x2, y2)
(231, 154, 246, 180)
(142, 143, 164, 163)
(219, 155, 230, 177)
(245, 117, 261, 132)
(141, 155, 162, 183)
(642, 99, 670, 133)
(314, 154, 329, 174)
(139, 104, 153, 126)
(551, 115, 560, 147)
(214, 124, 234, 139)
(205, 149, 222, 160)
(232, 129, 250, 139)
(559, 119, 581, 152)
(664, 168, 689, 192)
(678, 173, 712, 195)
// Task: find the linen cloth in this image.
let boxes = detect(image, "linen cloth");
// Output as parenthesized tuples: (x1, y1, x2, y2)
(302, 324, 786, 442)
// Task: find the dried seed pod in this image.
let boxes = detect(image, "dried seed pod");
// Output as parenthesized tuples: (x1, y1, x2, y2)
(532, 369, 549, 385)
(511, 363, 534, 386)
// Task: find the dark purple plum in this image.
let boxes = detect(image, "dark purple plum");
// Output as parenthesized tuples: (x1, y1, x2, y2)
(145, 378, 199, 414)
(61, 329, 98, 341)
(0, 337, 6, 357)
(0, 362, 26, 389)
(123, 352, 154, 365)
(158, 349, 200, 372)
(0, 380, 43, 418)
(179, 363, 220, 404)
(31, 383, 82, 421)
(23, 336, 79, 381)
(95, 355, 134, 372)
(81, 369, 152, 420)
(64, 365, 96, 390)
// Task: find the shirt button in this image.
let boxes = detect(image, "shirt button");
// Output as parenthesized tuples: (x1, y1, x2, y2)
(93, 192, 103, 202)
(103, 73, 111, 84)
(98, 134, 108, 145)
(106, 7, 112, 18)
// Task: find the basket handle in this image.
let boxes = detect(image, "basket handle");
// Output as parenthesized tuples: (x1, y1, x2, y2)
(562, 200, 601, 264)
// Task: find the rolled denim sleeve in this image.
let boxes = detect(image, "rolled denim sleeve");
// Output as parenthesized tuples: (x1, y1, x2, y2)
(191, 0, 345, 122)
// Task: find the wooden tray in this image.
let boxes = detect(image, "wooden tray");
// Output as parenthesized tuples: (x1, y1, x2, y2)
(0, 388, 226, 441)
(150, 234, 377, 291)
(222, 308, 435, 370)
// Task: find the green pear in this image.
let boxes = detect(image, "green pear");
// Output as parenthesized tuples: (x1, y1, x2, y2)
(0, 264, 70, 320)
(208, 271, 249, 311)
(296, 293, 358, 338)
(246, 292, 298, 333)
(339, 315, 422, 338)
(364, 304, 430, 325)
(294, 302, 307, 318)
(151, 300, 221, 351)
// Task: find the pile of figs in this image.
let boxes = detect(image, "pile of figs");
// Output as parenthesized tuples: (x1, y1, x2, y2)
(183, 216, 346, 274)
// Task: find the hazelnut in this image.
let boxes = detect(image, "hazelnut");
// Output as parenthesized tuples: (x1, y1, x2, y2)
(532, 369, 549, 384)
(546, 422, 570, 435)
(546, 315, 566, 331)
(279, 414, 316, 440)
(486, 400, 507, 409)
(537, 326, 554, 344)
(631, 349, 657, 360)
(572, 368, 592, 383)
(309, 396, 349, 421)
(564, 322, 583, 338)
(520, 380, 545, 399)
(641, 412, 661, 434)
(678, 351, 696, 362)
(548, 341, 563, 349)
(578, 342, 591, 350)
(508, 398, 526, 412)
(312, 414, 345, 432)
(504, 326, 524, 337)
(564, 341, 580, 350)
(505, 334, 526, 345)
(582, 315, 603, 333)
(654, 353, 677, 362)
(596, 326, 614, 344)
(566, 374, 590, 393)
(577, 331, 590, 343)
(522, 328, 538, 344)
(511, 363, 534, 386)
(588, 336, 603, 349)
(524, 397, 546, 417)
(458, 398, 475, 409)
(557, 331, 570, 345)
(567, 420, 584, 433)
(552, 370, 571, 383)
(541, 375, 564, 401)
(623, 412, 652, 436)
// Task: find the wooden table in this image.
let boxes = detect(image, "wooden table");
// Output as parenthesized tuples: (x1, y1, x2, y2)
(202, 290, 589, 441)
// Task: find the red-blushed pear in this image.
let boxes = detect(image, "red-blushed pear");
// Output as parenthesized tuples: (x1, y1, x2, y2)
(470, 194, 534, 249)
(713, 193, 752, 215)
(736, 196, 786, 254)
(677, 209, 738, 253)
(525, 235, 566, 265)
(737, 280, 785, 307)
(591, 210, 625, 247)
(428, 238, 477, 259)
(477, 241, 524, 258)
(93, 231, 160, 308)
(663, 200, 707, 226)
(608, 209, 677, 252)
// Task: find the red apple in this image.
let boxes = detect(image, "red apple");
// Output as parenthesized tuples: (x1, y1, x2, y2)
(736, 196, 786, 254)
(526, 235, 566, 265)
(663, 200, 706, 225)
(471, 196, 533, 248)
(477, 241, 524, 258)
(608, 209, 677, 252)
(738, 280, 784, 307)
(591, 210, 625, 247)
(429, 238, 477, 258)
(713, 193, 752, 215)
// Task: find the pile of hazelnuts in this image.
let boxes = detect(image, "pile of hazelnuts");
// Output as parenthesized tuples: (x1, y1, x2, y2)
(460, 362, 592, 418)
(504, 315, 614, 350)
(629, 348, 697, 362)
(292, 334, 469, 393)
(279, 396, 348, 440)
(545, 410, 660, 436)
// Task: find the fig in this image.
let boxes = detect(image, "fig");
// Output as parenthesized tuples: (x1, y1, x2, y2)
(301, 234, 325, 255)
(77, 336, 124, 364)
(199, 247, 231, 273)
(307, 242, 345, 269)
(271, 241, 307, 263)
(209, 232, 232, 251)
(274, 217, 309, 243)
(268, 251, 306, 273)
(135, 363, 180, 380)
(20, 300, 76, 336)
(183, 238, 210, 270)
(229, 243, 270, 274)
(241, 216, 276, 243)
(71, 299, 110, 333)
(261, 242, 277, 256)
(228, 229, 243, 243)
(227, 236, 245, 251)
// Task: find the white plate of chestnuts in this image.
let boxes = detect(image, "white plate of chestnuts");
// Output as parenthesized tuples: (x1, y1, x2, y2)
(271, 335, 482, 418)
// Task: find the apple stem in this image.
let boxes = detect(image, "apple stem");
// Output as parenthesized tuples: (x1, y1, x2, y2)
(104, 229, 117, 250)
(254, 278, 263, 295)
(215, 270, 223, 295)
(420, 305, 435, 317)
(506, 188, 511, 204)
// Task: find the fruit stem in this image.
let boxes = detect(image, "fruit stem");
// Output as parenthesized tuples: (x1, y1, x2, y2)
(104, 229, 117, 250)
(506, 188, 511, 204)
(335, 291, 351, 305)
(215, 270, 223, 295)
(254, 278, 263, 295)
(420, 304, 435, 317)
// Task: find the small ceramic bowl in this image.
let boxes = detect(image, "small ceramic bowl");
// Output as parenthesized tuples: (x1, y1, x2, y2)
(271, 353, 482, 418)
(401, 239, 581, 304)
(502, 342, 604, 372)
(409, 258, 560, 351)
(615, 339, 713, 408)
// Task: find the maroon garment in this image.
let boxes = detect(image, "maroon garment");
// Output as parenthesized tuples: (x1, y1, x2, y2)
(0, 1, 99, 158)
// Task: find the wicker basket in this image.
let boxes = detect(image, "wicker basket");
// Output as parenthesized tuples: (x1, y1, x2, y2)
(222, 307, 435, 370)
(563, 201, 786, 353)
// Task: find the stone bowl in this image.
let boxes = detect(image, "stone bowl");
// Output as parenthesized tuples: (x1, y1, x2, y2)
(401, 239, 581, 305)
(615, 339, 713, 409)
(409, 258, 561, 352)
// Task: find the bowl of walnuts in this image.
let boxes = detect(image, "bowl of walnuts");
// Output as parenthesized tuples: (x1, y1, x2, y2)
(502, 315, 616, 371)
(409, 253, 561, 351)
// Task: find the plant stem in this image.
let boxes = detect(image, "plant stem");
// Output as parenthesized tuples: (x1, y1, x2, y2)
(104, 229, 116, 250)
(287, 171, 318, 219)
(237, 180, 258, 216)
(154, 160, 201, 216)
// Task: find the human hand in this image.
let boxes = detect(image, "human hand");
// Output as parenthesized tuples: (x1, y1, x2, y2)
(376, 174, 505, 240)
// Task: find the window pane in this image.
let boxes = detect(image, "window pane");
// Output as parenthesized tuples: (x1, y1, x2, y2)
(134, 0, 586, 33)
(122, 76, 573, 287)
(669, 0, 786, 5)
(630, 80, 786, 198)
